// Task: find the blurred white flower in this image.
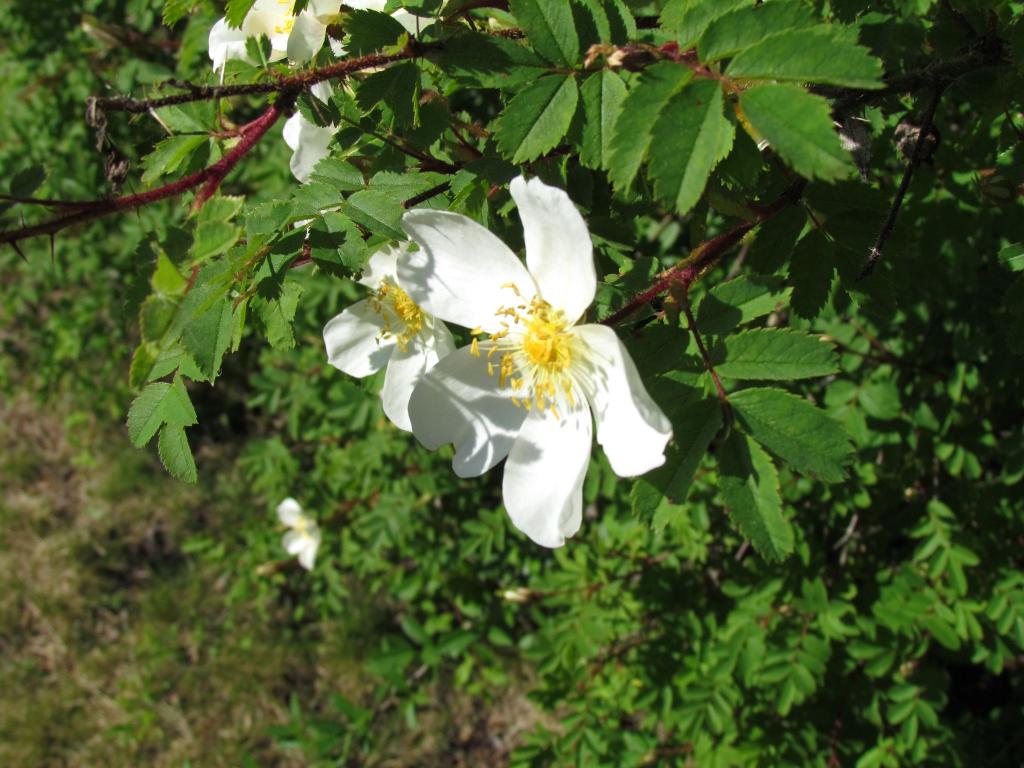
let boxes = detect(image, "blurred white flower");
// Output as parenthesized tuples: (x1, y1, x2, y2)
(276, 497, 321, 571)
(398, 176, 672, 548)
(323, 243, 455, 432)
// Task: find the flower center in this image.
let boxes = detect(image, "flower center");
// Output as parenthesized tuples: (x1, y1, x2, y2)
(371, 279, 425, 351)
(472, 290, 578, 418)
(273, 1, 296, 34)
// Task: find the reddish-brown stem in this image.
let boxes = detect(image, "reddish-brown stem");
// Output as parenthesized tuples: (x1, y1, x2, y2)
(602, 182, 805, 326)
(683, 295, 731, 418)
(0, 102, 288, 248)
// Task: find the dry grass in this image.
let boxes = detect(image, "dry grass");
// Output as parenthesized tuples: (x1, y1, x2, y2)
(0, 393, 543, 767)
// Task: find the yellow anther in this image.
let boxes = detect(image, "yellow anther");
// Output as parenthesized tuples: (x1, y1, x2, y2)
(371, 279, 424, 352)
(470, 337, 481, 357)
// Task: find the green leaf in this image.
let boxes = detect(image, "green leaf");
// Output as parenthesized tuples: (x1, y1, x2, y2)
(731, 387, 853, 482)
(789, 230, 835, 320)
(343, 9, 408, 55)
(579, 70, 627, 170)
(740, 85, 854, 182)
(182, 296, 234, 382)
(252, 280, 305, 350)
(163, 0, 202, 26)
(343, 189, 405, 240)
(719, 431, 793, 561)
(494, 75, 579, 164)
(158, 425, 198, 484)
(355, 61, 421, 127)
(141, 136, 206, 184)
(660, 0, 749, 46)
(632, 397, 723, 529)
(437, 30, 548, 89)
(698, 1, 817, 61)
(648, 79, 734, 215)
(726, 26, 884, 89)
(225, 0, 256, 28)
(126, 376, 198, 448)
(711, 329, 839, 381)
(999, 243, 1024, 272)
(608, 63, 693, 191)
(696, 275, 790, 334)
(508, 0, 579, 66)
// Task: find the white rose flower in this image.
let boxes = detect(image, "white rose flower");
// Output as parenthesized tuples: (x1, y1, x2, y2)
(398, 176, 673, 548)
(323, 243, 455, 432)
(276, 497, 321, 570)
(208, 0, 342, 75)
(282, 81, 339, 183)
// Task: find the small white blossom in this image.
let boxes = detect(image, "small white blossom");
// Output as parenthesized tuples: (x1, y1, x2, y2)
(276, 497, 321, 570)
(323, 243, 455, 432)
(398, 176, 672, 548)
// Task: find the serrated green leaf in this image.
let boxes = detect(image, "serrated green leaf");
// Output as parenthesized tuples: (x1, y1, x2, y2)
(660, 0, 749, 46)
(437, 30, 548, 89)
(740, 85, 854, 182)
(726, 26, 884, 89)
(141, 135, 206, 184)
(343, 189, 405, 239)
(182, 296, 233, 382)
(731, 387, 853, 482)
(494, 75, 579, 164)
(579, 70, 627, 170)
(719, 430, 793, 561)
(355, 61, 421, 127)
(163, 0, 202, 26)
(789, 230, 835, 320)
(158, 424, 198, 483)
(344, 8, 408, 55)
(698, 1, 817, 61)
(126, 376, 198, 448)
(648, 80, 734, 215)
(608, 63, 693, 191)
(632, 397, 723, 529)
(696, 275, 790, 334)
(711, 329, 839, 381)
(252, 280, 305, 350)
(508, 0, 579, 66)
(225, 0, 256, 28)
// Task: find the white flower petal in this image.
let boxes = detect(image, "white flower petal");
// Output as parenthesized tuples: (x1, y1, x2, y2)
(309, 0, 342, 18)
(242, 8, 292, 57)
(502, 408, 591, 548)
(276, 497, 303, 526)
(391, 9, 435, 36)
(282, 529, 306, 556)
(381, 321, 454, 432)
(357, 243, 403, 289)
(310, 80, 333, 104)
(511, 175, 596, 324)
(400, 209, 535, 331)
(282, 113, 337, 183)
(297, 543, 317, 570)
(408, 345, 527, 477)
(323, 298, 395, 377)
(208, 18, 253, 72)
(573, 324, 672, 476)
(343, 0, 387, 10)
(287, 11, 327, 62)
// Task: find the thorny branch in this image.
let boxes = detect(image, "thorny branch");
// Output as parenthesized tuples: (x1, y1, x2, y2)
(0, 100, 291, 248)
(860, 87, 946, 278)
